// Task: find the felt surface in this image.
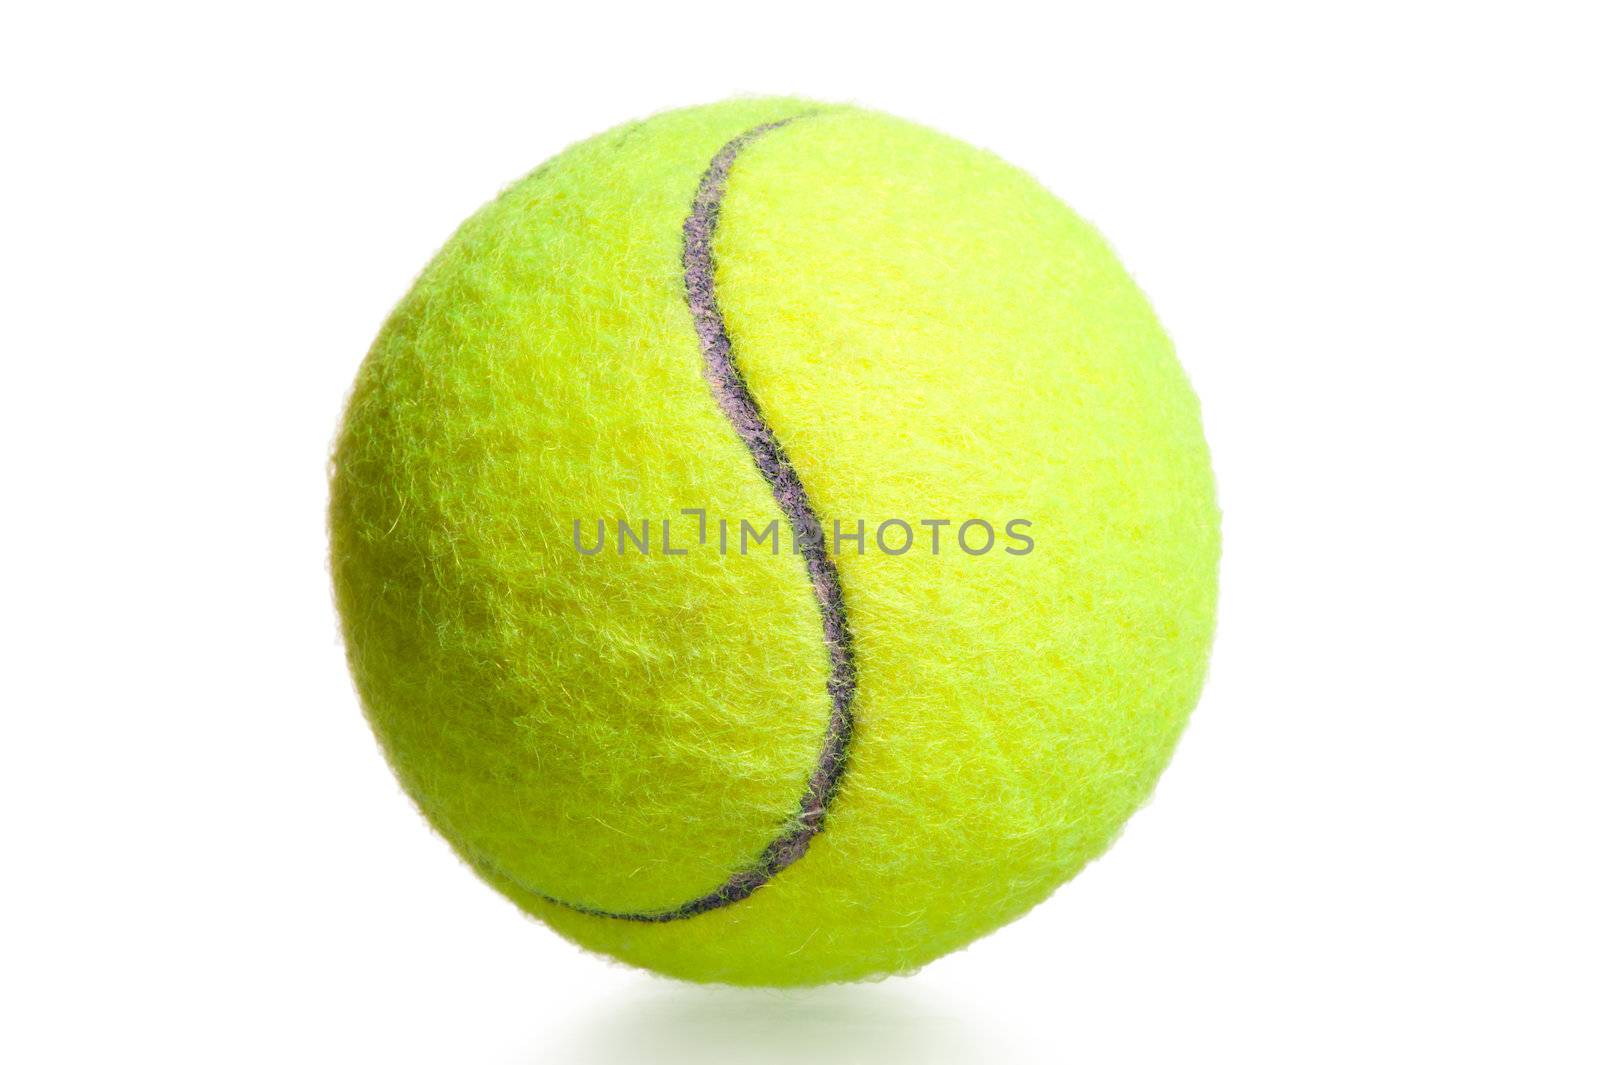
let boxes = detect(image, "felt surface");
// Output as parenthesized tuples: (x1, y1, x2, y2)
(329, 98, 1219, 986)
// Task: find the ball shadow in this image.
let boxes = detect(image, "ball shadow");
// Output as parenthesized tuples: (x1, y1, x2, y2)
(535, 978, 1004, 1065)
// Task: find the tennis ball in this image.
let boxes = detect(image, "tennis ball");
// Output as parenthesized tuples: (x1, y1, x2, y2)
(330, 97, 1218, 987)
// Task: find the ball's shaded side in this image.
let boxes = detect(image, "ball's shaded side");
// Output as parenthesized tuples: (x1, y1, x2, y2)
(329, 98, 1219, 986)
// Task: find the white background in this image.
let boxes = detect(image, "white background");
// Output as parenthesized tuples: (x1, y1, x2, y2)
(3, 3, 1596, 1062)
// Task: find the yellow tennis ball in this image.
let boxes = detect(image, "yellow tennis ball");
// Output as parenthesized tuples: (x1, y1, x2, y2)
(329, 98, 1219, 986)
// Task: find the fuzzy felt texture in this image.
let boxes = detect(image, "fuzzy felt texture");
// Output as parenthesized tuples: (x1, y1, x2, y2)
(329, 98, 1220, 986)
